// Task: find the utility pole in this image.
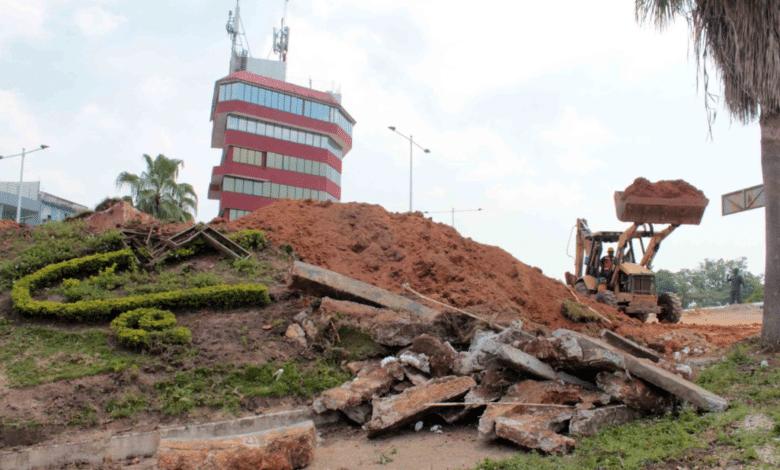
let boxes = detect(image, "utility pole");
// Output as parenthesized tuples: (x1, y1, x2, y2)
(0, 144, 50, 223)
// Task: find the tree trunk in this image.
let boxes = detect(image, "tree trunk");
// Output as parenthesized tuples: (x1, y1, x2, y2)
(761, 111, 780, 347)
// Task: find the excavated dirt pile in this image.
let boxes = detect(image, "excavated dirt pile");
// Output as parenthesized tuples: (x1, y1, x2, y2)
(227, 199, 618, 331)
(624, 177, 705, 199)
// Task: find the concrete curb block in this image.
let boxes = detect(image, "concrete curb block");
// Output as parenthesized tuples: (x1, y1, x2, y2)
(0, 408, 342, 470)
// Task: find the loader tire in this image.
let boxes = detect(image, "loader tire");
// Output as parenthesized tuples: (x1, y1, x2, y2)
(595, 291, 617, 308)
(574, 281, 589, 297)
(657, 293, 683, 323)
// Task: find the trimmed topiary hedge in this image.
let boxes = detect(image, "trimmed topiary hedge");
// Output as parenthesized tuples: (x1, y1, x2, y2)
(111, 308, 192, 350)
(12, 249, 272, 322)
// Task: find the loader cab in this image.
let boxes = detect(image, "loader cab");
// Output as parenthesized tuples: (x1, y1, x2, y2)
(616, 263, 657, 296)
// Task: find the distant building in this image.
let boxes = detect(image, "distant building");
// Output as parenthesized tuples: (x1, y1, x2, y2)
(0, 182, 88, 225)
(207, 2, 355, 220)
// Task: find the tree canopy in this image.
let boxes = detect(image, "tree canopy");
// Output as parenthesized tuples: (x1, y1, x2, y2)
(116, 154, 198, 222)
(656, 257, 764, 308)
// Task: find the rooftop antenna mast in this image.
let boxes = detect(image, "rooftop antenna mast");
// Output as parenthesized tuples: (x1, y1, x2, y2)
(273, 0, 290, 63)
(226, 0, 251, 71)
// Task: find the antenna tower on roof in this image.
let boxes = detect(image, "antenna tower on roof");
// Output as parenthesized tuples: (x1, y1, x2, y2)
(226, 0, 252, 72)
(273, 0, 290, 63)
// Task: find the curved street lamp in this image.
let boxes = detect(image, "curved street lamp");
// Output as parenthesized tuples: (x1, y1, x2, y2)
(388, 126, 429, 212)
(0, 145, 50, 222)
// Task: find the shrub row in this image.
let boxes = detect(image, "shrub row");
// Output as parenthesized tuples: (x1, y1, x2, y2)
(111, 308, 191, 350)
(12, 249, 272, 322)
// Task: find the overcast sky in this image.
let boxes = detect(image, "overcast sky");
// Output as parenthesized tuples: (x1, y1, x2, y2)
(1, 0, 766, 283)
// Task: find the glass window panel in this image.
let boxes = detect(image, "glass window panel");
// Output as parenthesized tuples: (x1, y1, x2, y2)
(273, 92, 281, 109)
(218, 85, 225, 102)
(303, 188, 311, 199)
(228, 209, 235, 220)
(250, 86, 257, 104)
(295, 187, 304, 199)
(232, 83, 243, 100)
(273, 125, 282, 139)
(296, 158, 305, 173)
(262, 181, 271, 197)
(223, 176, 235, 192)
(234, 178, 243, 194)
(243, 83, 250, 101)
(281, 184, 290, 198)
(304, 159, 313, 175)
(227, 116, 239, 130)
(263, 88, 271, 107)
(298, 131, 306, 144)
(247, 120, 257, 134)
(305, 133, 313, 146)
(254, 181, 263, 196)
(282, 127, 290, 141)
(304, 100, 311, 117)
(290, 129, 298, 143)
(312, 134, 321, 147)
(271, 183, 280, 198)
(247, 150, 256, 166)
(238, 118, 247, 132)
(256, 121, 265, 136)
(234, 148, 242, 163)
(268, 153, 278, 168)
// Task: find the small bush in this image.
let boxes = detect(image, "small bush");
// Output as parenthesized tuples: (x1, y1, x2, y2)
(229, 230, 267, 251)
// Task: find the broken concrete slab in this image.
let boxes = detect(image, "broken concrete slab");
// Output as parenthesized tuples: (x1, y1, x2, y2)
(522, 336, 583, 366)
(601, 330, 661, 363)
(570, 405, 639, 436)
(291, 262, 438, 319)
(399, 351, 431, 374)
(558, 329, 728, 412)
(342, 403, 373, 425)
(312, 367, 395, 414)
(363, 376, 476, 436)
(596, 371, 672, 412)
(494, 411, 575, 455)
(380, 357, 406, 381)
(406, 334, 457, 377)
(437, 385, 502, 424)
(495, 344, 558, 381)
(478, 380, 581, 439)
(157, 420, 316, 470)
(404, 366, 430, 386)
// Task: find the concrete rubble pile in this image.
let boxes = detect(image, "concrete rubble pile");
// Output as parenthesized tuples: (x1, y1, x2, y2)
(301, 298, 728, 455)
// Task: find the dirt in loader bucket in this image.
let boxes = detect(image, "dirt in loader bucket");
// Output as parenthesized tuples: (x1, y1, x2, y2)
(615, 177, 709, 225)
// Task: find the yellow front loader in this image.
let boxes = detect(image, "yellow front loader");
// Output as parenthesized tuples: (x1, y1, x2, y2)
(565, 191, 709, 323)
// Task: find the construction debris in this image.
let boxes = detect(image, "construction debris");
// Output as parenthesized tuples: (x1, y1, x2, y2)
(308, 317, 729, 453)
(157, 420, 316, 470)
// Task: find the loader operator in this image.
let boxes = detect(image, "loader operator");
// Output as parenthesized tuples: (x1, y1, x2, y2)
(600, 247, 615, 279)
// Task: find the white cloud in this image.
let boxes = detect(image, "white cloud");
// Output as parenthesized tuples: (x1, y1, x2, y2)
(542, 107, 614, 174)
(487, 180, 584, 215)
(73, 6, 126, 37)
(0, 0, 46, 44)
(36, 169, 86, 198)
(76, 104, 126, 131)
(0, 90, 43, 153)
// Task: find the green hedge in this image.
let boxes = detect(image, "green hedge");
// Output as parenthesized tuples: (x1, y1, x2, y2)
(12, 249, 272, 322)
(111, 308, 191, 350)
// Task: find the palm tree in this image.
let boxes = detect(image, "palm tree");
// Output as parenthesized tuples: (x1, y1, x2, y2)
(116, 154, 199, 222)
(635, 1, 780, 346)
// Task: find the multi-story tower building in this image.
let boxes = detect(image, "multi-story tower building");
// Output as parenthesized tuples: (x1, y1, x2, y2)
(208, 2, 355, 220)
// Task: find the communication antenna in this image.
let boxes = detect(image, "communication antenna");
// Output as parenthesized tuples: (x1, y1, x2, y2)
(273, 0, 290, 62)
(226, 0, 251, 69)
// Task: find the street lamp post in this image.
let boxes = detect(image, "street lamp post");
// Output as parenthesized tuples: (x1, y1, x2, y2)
(0, 145, 50, 223)
(388, 126, 430, 212)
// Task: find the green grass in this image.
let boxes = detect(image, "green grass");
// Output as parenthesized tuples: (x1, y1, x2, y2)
(0, 319, 145, 387)
(105, 394, 150, 419)
(154, 360, 351, 415)
(469, 343, 780, 470)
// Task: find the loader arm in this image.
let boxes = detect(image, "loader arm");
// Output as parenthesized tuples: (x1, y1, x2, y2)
(639, 224, 679, 269)
(609, 223, 640, 288)
(574, 218, 592, 279)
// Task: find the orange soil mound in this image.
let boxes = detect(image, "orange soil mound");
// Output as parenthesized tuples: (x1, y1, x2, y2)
(227, 199, 623, 331)
(84, 201, 158, 233)
(624, 177, 705, 199)
(0, 220, 21, 230)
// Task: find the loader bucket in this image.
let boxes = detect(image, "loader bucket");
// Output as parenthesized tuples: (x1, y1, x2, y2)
(614, 191, 709, 225)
